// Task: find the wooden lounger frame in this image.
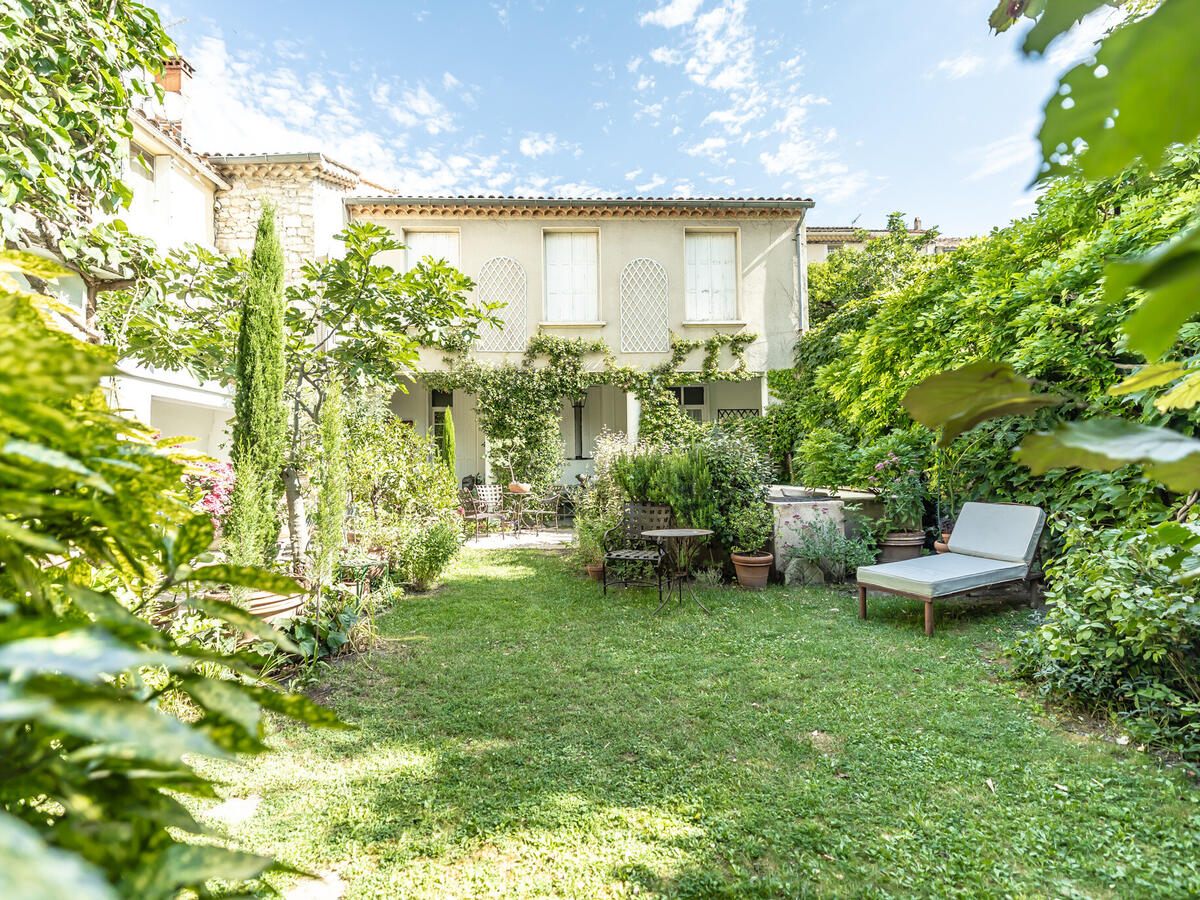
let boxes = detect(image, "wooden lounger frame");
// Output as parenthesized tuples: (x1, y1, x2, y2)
(857, 575, 1038, 637)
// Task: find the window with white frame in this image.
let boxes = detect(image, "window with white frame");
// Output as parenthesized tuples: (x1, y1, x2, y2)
(685, 231, 737, 321)
(544, 231, 598, 322)
(670, 385, 707, 423)
(404, 230, 459, 272)
(430, 389, 453, 445)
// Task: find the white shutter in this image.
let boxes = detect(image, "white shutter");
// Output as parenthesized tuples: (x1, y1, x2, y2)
(404, 231, 459, 271)
(544, 232, 597, 321)
(685, 233, 737, 320)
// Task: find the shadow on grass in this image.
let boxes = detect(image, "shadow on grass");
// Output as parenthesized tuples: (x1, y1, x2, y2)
(233, 548, 1199, 899)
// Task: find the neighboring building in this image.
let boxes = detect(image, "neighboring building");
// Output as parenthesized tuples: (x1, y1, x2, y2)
(348, 195, 813, 482)
(807, 217, 962, 264)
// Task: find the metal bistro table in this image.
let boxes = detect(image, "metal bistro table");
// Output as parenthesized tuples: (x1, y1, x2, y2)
(641, 527, 714, 616)
(505, 490, 530, 537)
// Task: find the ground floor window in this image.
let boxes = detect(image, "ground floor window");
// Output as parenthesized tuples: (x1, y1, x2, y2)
(431, 389, 453, 443)
(671, 385, 706, 423)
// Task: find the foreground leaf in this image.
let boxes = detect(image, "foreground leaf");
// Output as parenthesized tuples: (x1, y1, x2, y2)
(902, 360, 1063, 446)
(0, 813, 114, 900)
(175, 563, 303, 596)
(241, 683, 354, 730)
(1107, 362, 1192, 397)
(0, 629, 183, 683)
(1023, 0, 1114, 55)
(1016, 417, 1200, 492)
(119, 844, 276, 899)
(183, 593, 300, 653)
(1037, 0, 1200, 182)
(1109, 220, 1200, 362)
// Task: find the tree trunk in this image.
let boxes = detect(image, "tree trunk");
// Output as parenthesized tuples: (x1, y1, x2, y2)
(283, 466, 309, 573)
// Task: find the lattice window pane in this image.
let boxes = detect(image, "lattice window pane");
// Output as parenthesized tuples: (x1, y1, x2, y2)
(620, 257, 669, 353)
(475, 256, 527, 352)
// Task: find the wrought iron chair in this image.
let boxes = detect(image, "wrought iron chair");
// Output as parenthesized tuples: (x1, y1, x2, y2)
(464, 484, 507, 539)
(602, 503, 671, 604)
(524, 485, 564, 533)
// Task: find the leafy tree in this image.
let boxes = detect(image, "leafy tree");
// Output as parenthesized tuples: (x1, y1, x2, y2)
(0, 253, 346, 899)
(807, 212, 935, 326)
(0, 0, 172, 334)
(105, 222, 493, 570)
(226, 208, 287, 568)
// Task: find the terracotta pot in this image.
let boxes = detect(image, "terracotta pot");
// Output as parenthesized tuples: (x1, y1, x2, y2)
(508, 481, 531, 494)
(732, 552, 774, 589)
(879, 531, 925, 564)
(586, 563, 604, 581)
(934, 531, 952, 554)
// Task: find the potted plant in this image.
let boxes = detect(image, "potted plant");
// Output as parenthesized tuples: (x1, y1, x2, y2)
(728, 502, 775, 589)
(868, 452, 926, 563)
(934, 515, 954, 554)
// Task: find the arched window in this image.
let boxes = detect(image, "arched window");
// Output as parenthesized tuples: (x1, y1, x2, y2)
(475, 256, 527, 352)
(620, 257, 669, 353)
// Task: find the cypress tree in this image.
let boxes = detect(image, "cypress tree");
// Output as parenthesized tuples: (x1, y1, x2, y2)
(225, 205, 287, 567)
(313, 378, 347, 587)
(440, 407, 456, 479)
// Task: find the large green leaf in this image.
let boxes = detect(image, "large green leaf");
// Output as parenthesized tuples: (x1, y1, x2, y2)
(1108, 219, 1200, 362)
(0, 249, 75, 281)
(241, 683, 353, 730)
(119, 844, 275, 899)
(1107, 361, 1192, 396)
(0, 813, 115, 900)
(10, 694, 231, 766)
(902, 360, 1064, 447)
(161, 513, 216, 574)
(180, 675, 263, 737)
(0, 628, 182, 683)
(1016, 417, 1200, 492)
(174, 563, 303, 595)
(1022, 0, 1114, 54)
(1037, 0, 1200, 182)
(60, 583, 163, 643)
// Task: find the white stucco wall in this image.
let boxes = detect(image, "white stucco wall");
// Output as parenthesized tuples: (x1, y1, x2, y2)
(357, 213, 804, 374)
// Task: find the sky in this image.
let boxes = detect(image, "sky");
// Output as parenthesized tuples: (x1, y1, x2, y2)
(157, 0, 1120, 236)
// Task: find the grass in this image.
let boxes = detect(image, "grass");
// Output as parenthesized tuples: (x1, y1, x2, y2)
(202, 548, 1200, 898)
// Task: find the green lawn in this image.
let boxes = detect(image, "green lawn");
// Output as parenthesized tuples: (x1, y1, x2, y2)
(203, 548, 1200, 898)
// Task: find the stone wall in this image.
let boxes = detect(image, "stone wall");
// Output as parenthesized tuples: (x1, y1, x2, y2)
(213, 169, 349, 284)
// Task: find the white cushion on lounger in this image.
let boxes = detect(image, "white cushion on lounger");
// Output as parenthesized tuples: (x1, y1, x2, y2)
(856, 553, 1027, 599)
(948, 501, 1046, 566)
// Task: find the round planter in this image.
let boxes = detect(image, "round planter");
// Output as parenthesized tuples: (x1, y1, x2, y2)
(879, 532, 925, 564)
(732, 552, 774, 589)
(586, 563, 604, 581)
(934, 531, 952, 554)
(508, 481, 531, 494)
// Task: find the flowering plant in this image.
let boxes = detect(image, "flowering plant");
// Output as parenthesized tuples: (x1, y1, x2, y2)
(867, 452, 925, 533)
(182, 459, 235, 530)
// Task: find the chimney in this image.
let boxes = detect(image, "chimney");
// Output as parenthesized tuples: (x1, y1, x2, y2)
(151, 57, 193, 143)
(913, 216, 922, 231)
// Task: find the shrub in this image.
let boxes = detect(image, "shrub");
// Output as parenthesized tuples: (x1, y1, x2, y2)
(570, 430, 628, 566)
(0, 257, 344, 896)
(727, 502, 775, 555)
(794, 427, 857, 493)
(781, 514, 877, 583)
(1008, 521, 1200, 754)
(395, 516, 463, 591)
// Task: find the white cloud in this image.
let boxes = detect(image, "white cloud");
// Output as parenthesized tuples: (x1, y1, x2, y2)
(933, 52, 984, 80)
(636, 74, 656, 91)
(518, 131, 575, 158)
(627, 56, 643, 73)
(672, 180, 695, 197)
(625, 167, 644, 180)
(636, 173, 666, 192)
(966, 132, 1039, 182)
(684, 136, 728, 160)
(640, 0, 704, 28)
(650, 46, 684, 65)
(385, 84, 455, 134)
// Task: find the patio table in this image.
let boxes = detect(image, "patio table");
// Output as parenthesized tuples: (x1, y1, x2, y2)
(506, 490, 530, 537)
(641, 527, 714, 615)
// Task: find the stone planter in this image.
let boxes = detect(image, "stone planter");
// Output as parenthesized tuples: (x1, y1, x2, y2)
(770, 497, 845, 573)
(879, 532, 925, 564)
(732, 552, 774, 589)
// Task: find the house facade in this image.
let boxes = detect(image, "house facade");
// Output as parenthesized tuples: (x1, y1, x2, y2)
(806, 218, 962, 263)
(348, 195, 813, 482)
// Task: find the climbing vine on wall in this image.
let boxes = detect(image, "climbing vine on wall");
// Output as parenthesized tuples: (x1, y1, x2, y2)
(426, 330, 758, 484)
